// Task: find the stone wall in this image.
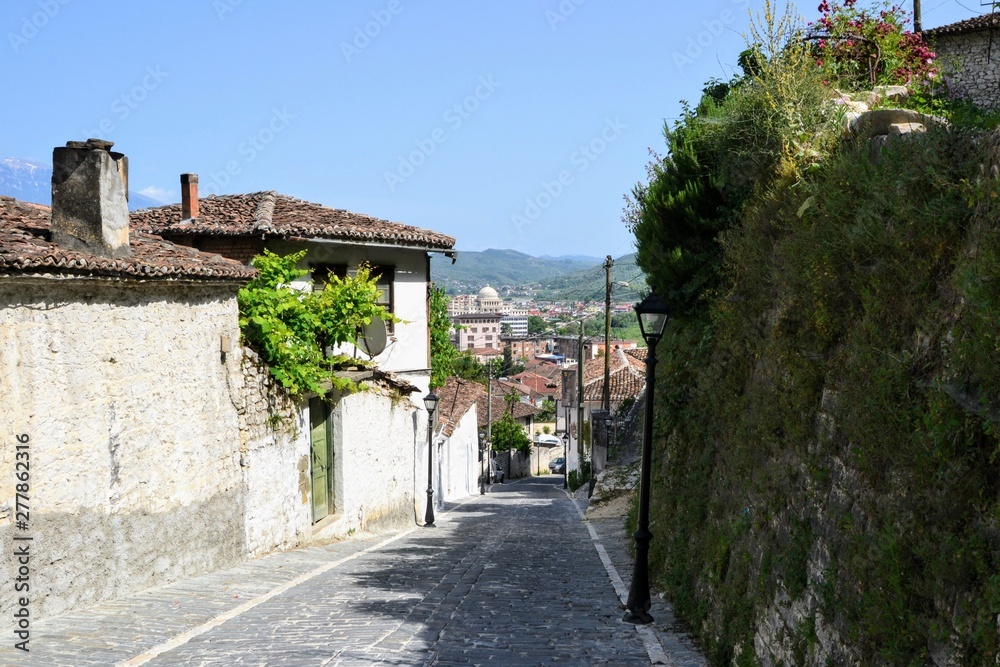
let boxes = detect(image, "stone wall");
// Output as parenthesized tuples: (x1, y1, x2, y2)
(0, 278, 245, 619)
(230, 350, 311, 557)
(930, 30, 1000, 111)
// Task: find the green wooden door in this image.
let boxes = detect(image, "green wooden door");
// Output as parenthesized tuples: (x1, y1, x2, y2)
(310, 397, 331, 523)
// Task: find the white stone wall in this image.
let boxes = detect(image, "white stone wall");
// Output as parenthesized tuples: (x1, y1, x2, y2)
(0, 277, 245, 619)
(232, 351, 312, 557)
(439, 408, 479, 502)
(931, 31, 1000, 111)
(331, 388, 422, 531)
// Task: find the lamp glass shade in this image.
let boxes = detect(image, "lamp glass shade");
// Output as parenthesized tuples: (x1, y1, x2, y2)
(634, 292, 669, 341)
(423, 392, 439, 413)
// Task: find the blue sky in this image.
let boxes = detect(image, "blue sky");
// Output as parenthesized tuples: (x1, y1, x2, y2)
(1, 1, 980, 257)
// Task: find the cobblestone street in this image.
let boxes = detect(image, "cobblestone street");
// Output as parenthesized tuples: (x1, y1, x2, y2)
(2, 477, 706, 666)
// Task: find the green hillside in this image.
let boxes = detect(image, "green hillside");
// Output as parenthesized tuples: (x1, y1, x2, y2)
(532, 252, 648, 303)
(429, 248, 596, 294)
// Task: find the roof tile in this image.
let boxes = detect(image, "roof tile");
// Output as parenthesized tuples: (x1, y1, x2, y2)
(0, 197, 255, 282)
(131, 191, 456, 250)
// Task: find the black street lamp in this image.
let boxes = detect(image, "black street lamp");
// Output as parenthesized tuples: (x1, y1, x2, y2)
(561, 430, 569, 490)
(423, 392, 440, 527)
(479, 430, 487, 495)
(624, 292, 669, 625)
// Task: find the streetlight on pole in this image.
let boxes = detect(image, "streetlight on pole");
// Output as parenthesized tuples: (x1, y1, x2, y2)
(623, 292, 669, 625)
(423, 391, 440, 528)
(479, 430, 487, 495)
(561, 431, 569, 490)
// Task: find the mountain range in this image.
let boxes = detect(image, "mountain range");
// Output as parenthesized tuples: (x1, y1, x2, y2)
(430, 248, 646, 303)
(0, 157, 163, 211)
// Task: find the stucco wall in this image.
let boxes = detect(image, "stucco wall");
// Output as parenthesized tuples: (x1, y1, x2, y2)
(931, 30, 1000, 111)
(440, 408, 478, 501)
(0, 277, 245, 619)
(331, 388, 422, 531)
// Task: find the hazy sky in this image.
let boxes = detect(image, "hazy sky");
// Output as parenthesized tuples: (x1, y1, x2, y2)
(1, 1, 978, 257)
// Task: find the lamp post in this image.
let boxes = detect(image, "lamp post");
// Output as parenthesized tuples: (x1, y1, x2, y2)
(623, 292, 669, 625)
(423, 392, 440, 528)
(563, 401, 571, 490)
(479, 430, 487, 495)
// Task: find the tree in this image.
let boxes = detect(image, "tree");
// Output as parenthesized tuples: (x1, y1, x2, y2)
(490, 392, 532, 456)
(536, 397, 557, 422)
(527, 315, 548, 335)
(238, 250, 395, 397)
(452, 351, 487, 385)
(428, 285, 457, 390)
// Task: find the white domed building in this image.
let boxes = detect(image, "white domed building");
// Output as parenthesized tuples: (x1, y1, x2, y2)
(476, 285, 504, 313)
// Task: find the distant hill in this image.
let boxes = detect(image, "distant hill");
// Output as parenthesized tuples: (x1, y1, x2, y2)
(430, 248, 647, 303)
(430, 248, 595, 294)
(532, 252, 648, 303)
(0, 157, 163, 212)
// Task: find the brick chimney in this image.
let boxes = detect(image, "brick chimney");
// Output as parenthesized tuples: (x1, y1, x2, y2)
(180, 173, 199, 220)
(51, 139, 130, 257)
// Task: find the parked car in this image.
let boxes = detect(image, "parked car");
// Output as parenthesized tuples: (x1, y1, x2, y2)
(549, 456, 565, 474)
(534, 433, 561, 446)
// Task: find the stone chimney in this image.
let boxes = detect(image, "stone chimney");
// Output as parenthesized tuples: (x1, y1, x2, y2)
(51, 139, 130, 257)
(180, 173, 199, 220)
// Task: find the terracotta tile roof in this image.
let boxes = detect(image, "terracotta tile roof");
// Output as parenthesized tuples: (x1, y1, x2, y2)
(523, 359, 564, 380)
(477, 380, 540, 429)
(508, 371, 561, 398)
(924, 13, 1000, 35)
(131, 191, 455, 250)
(583, 348, 647, 402)
(0, 197, 255, 282)
(435, 376, 485, 438)
(624, 347, 648, 367)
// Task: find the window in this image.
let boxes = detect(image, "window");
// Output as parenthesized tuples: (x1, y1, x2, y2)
(467, 342, 475, 349)
(310, 263, 346, 290)
(358, 265, 394, 333)
(485, 335, 493, 341)
(470, 327, 478, 333)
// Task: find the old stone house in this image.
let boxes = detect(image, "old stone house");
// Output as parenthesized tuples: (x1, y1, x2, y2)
(0, 140, 451, 621)
(130, 174, 458, 533)
(0, 141, 266, 619)
(925, 13, 1000, 111)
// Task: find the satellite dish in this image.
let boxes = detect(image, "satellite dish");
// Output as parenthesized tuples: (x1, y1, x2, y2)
(356, 318, 387, 358)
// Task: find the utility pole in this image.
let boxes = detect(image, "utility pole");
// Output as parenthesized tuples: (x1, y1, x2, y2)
(913, 0, 922, 32)
(486, 360, 492, 483)
(603, 255, 613, 414)
(578, 319, 585, 478)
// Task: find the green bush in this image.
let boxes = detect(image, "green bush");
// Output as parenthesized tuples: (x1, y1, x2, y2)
(238, 250, 395, 397)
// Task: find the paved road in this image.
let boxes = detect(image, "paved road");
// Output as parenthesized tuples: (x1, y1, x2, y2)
(2, 476, 706, 666)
